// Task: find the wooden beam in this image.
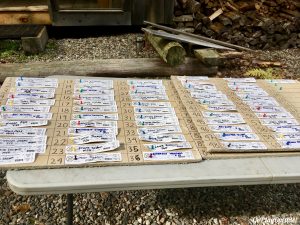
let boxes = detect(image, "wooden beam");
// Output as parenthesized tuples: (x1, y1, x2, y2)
(194, 49, 221, 66)
(0, 0, 48, 11)
(0, 6, 48, 12)
(0, 58, 218, 83)
(0, 12, 51, 25)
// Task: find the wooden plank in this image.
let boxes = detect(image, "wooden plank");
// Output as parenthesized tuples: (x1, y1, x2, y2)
(0, 58, 218, 83)
(0, 25, 43, 38)
(0, 12, 51, 25)
(0, 6, 48, 12)
(194, 49, 221, 66)
(0, 0, 48, 11)
(209, 8, 223, 21)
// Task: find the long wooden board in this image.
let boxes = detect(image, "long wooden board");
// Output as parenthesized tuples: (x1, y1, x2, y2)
(0, 58, 218, 83)
(0, 0, 50, 25)
(0, 12, 51, 25)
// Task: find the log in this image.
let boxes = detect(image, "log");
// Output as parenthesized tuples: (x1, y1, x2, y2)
(281, 9, 300, 17)
(209, 8, 223, 21)
(293, 0, 300, 8)
(225, 2, 239, 11)
(173, 0, 300, 50)
(252, 60, 282, 67)
(218, 15, 232, 26)
(144, 32, 186, 66)
(194, 11, 206, 21)
(223, 11, 241, 22)
(236, 1, 255, 12)
(187, 0, 201, 13)
(219, 51, 244, 59)
(173, 15, 194, 22)
(209, 22, 226, 34)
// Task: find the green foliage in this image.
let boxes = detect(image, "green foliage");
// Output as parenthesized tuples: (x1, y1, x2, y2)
(46, 40, 58, 50)
(0, 40, 21, 58)
(244, 68, 278, 79)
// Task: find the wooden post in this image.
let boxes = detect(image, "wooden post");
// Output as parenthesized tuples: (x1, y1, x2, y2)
(145, 32, 186, 66)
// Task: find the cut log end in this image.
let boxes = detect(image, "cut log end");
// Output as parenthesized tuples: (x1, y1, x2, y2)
(145, 32, 186, 67)
(166, 45, 186, 66)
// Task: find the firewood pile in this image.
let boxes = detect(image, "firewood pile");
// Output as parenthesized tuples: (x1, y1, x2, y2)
(174, 0, 300, 49)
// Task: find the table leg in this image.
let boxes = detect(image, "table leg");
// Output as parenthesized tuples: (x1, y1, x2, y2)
(67, 193, 74, 225)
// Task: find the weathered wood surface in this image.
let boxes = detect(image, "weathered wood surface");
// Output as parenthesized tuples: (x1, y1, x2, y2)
(21, 26, 48, 54)
(0, 12, 51, 24)
(0, 58, 218, 83)
(144, 30, 186, 66)
(174, 0, 300, 49)
(0, 0, 49, 25)
(194, 49, 221, 66)
(0, 0, 48, 11)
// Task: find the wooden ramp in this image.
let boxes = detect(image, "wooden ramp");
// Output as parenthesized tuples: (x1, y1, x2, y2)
(0, 0, 51, 25)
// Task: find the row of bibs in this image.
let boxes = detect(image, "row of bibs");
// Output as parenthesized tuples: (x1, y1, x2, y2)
(128, 80, 194, 161)
(178, 76, 267, 151)
(65, 79, 122, 164)
(0, 77, 57, 165)
(226, 78, 300, 149)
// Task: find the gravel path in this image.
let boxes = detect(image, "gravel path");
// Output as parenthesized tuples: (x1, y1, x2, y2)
(1, 34, 300, 225)
(0, 34, 158, 63)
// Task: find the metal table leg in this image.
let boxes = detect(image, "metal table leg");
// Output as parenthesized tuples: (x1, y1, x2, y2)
(67, 194, 74, 225)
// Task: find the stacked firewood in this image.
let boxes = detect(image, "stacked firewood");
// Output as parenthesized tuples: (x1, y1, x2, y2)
(174, 0, 300, 49)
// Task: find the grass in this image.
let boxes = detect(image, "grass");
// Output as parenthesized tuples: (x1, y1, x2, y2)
(244, 68, 282, 79)
(0, 40, 21, 58)
(0, 39, 58, 62)
(46, 40, 58, 50)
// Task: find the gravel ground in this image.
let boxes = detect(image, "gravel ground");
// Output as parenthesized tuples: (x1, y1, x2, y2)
(1, 170, 300, 225)
(1, 34, 300, 225)
(0, 34, 158, 63)
(1, 35, 299, 80)
(219, 48, 300, 80)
